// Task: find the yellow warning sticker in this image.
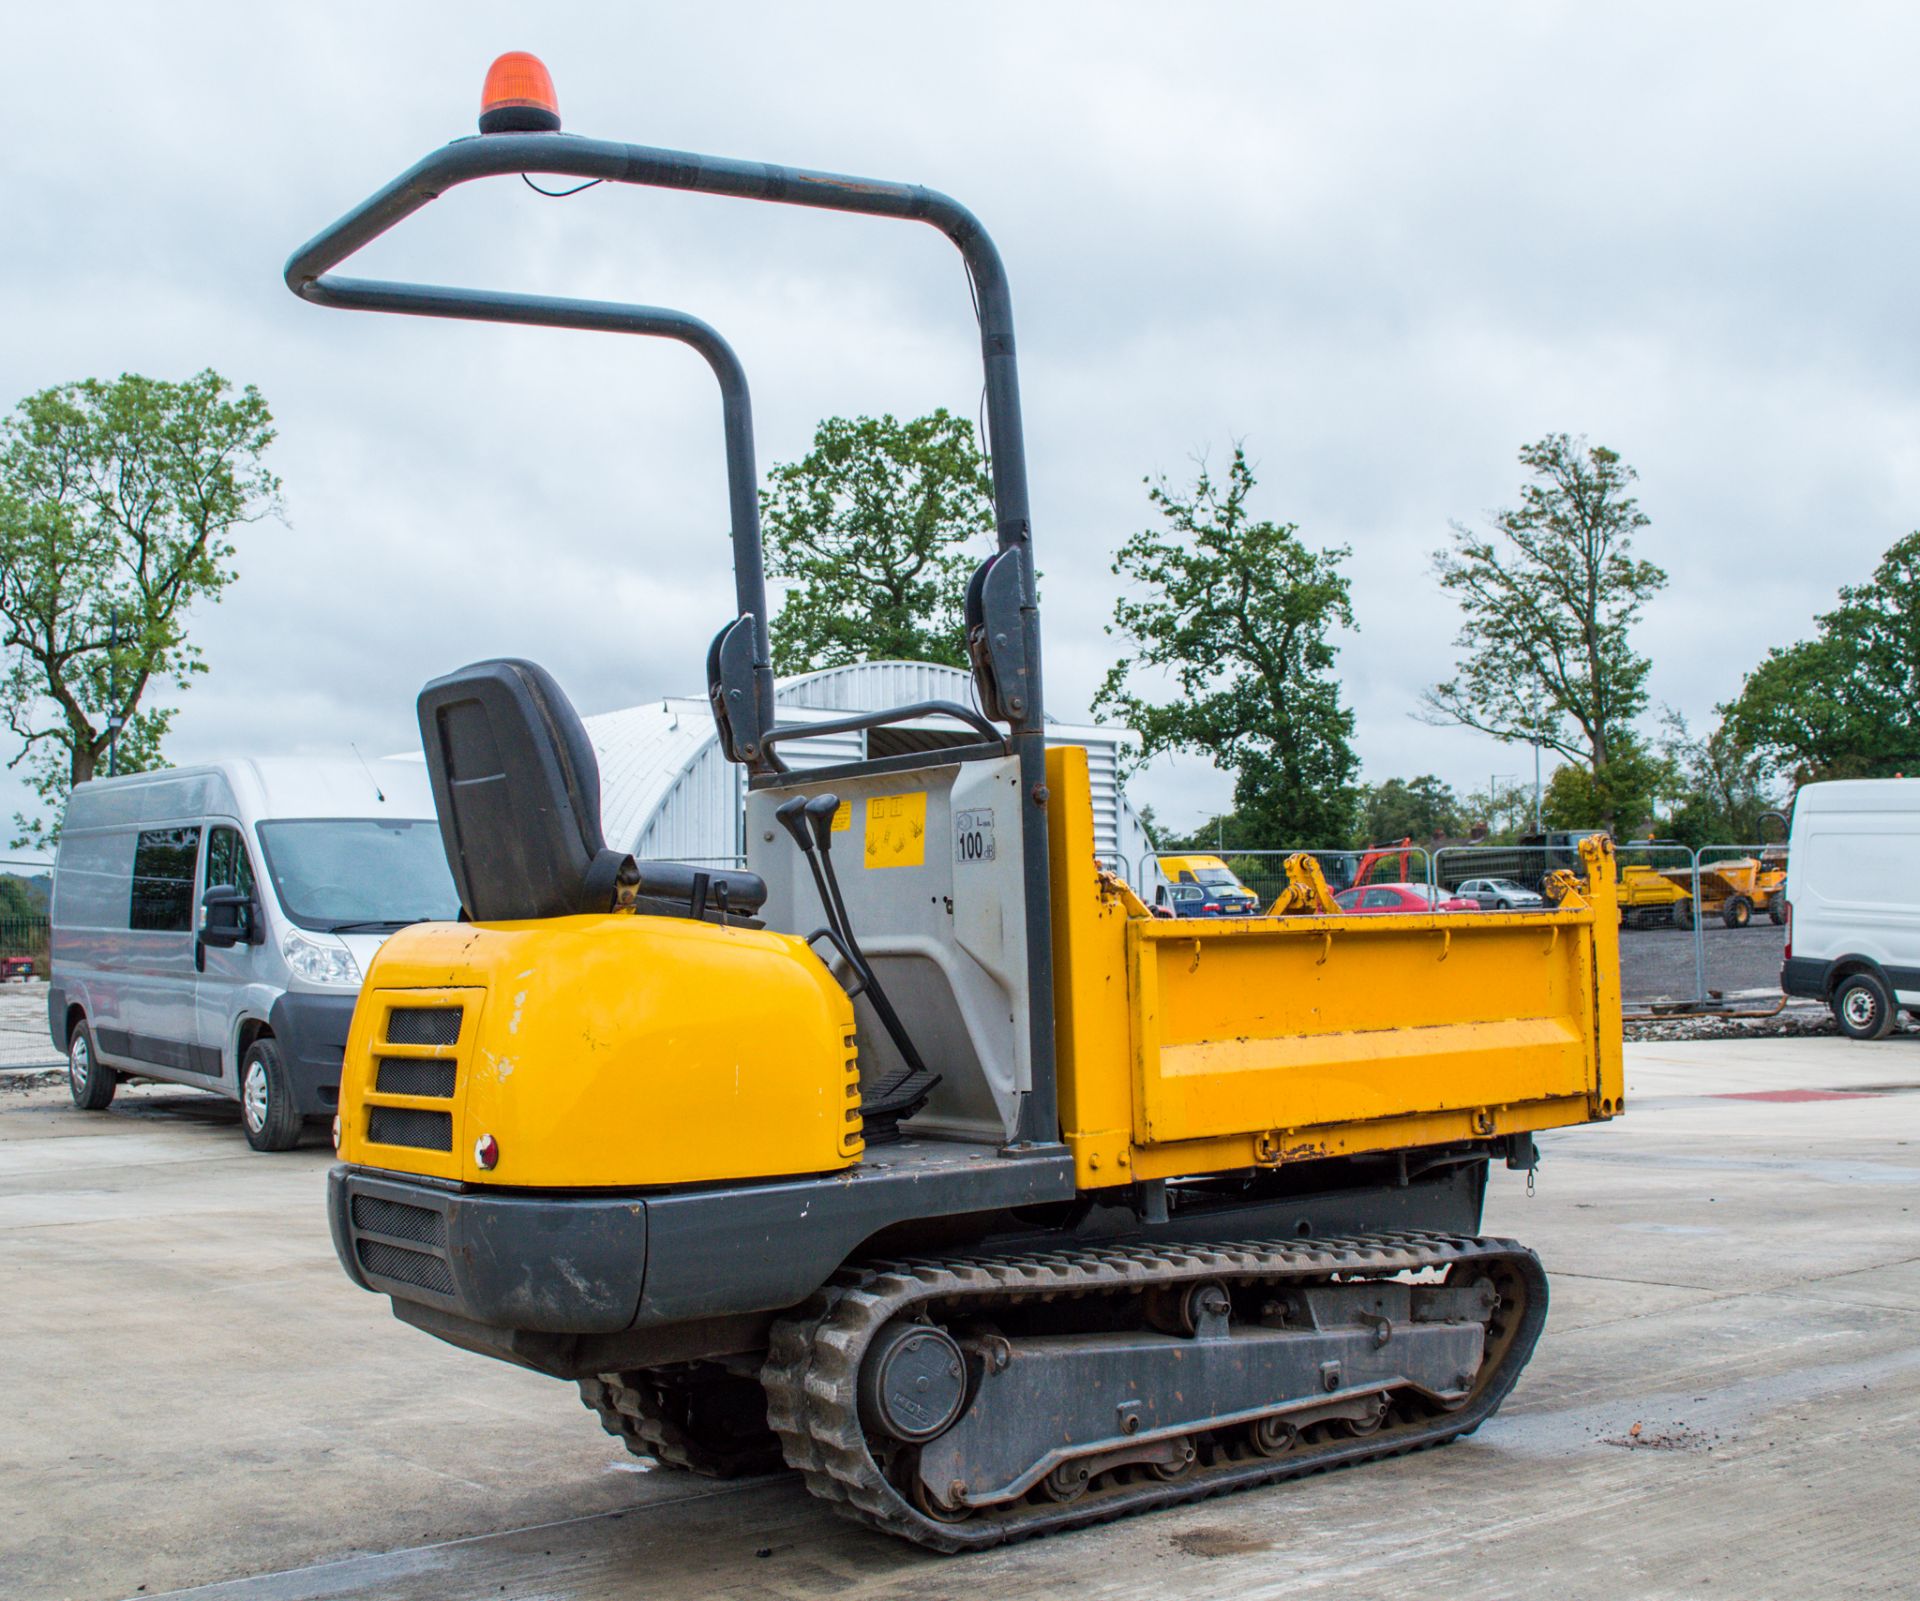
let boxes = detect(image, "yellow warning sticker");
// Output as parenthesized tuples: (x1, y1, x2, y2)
(832, 799, 852, 833)
(864, 791, 927, 869)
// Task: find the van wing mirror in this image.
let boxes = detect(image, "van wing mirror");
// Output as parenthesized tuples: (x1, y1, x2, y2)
(200, 884, 259, 948)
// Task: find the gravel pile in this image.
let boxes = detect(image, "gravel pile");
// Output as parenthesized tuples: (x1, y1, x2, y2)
(1623, 1000, 1839, 1044)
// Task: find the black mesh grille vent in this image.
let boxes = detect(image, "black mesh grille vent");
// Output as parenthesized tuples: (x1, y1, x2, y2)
(356, 1238, 454, 1296)
(367, 1106, 453, 1151)
(375, 1058, 458, 1099)
(351, 1194, 446, 1247)
(386, 1006, 462, 1047)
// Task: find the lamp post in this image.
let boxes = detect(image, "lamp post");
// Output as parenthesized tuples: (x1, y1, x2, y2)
(1491, 773, 1519, 838)
(106, 609, 123, 778)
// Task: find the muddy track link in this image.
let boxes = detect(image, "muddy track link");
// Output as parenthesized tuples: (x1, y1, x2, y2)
(581, 1364, 785, 1478)
(761, 1230, 1547, 1551)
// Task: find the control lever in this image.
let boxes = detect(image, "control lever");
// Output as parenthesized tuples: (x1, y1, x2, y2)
(774, 793, 940, 1136)
(776, 796, 864, 957)
(802, 794, 856, 940)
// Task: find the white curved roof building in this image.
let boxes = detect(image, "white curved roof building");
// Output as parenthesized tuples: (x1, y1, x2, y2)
(582, 661, 1150, 874)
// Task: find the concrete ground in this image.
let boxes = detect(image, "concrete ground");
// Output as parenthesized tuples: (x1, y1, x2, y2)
(4, 1032, 1917, 1601)
(0, 977, 60, 1068)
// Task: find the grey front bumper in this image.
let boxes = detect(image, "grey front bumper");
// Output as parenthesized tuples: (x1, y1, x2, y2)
(329, 1167, 649, 1334)
(269, 992, 360, 1115)
(329, 1142, 1078, 1338)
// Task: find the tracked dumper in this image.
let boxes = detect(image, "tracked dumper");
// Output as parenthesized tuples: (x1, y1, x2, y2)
(291, 54, 1624, 1550)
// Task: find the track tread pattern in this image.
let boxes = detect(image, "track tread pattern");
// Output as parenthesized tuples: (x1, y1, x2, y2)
(761, 1230, 1546, 1551)
(581, 1368, 785, 1479)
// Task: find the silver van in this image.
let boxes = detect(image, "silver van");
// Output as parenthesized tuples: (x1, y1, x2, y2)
(49, 758, 458, 1149)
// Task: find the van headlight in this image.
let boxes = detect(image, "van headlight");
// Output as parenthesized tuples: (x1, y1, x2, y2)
(281, 929, 362, 987)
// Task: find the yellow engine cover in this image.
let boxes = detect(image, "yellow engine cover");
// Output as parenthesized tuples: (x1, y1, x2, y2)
(337, 914, 862, 1188)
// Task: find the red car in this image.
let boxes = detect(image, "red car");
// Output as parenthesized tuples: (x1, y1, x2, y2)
(1332, 882, 1479, 915)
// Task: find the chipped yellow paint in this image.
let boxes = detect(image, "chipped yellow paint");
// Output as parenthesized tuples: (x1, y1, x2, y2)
(338, 915, 861, 1187)
(863, 791, 927, 869)
(1045, 746, 1622, 1191)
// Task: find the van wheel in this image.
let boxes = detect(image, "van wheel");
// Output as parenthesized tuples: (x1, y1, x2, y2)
(1768, 892, 1786, 926)
(240, 1039, 303, 1152)
(1723, 895, 1753, 930)
(67, 1021, 115, 1111)
(1833, 973, 1896, 1041)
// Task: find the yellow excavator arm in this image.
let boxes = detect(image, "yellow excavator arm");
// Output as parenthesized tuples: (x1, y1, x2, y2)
(1265, 852, 1342, 916)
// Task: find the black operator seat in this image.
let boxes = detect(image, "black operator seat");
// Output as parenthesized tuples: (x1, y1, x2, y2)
(417, 659, 767, 924)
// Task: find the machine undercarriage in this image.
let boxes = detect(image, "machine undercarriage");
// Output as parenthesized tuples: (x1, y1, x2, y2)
(583, 1230, 1543, 1550)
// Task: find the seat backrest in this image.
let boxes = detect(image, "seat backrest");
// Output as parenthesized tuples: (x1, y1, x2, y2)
(416, 658, 633, 922)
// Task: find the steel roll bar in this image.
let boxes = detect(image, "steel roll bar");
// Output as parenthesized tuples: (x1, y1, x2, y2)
(291, 275, 776, 746)
(285, 126, 1060, 1150)
(283, 132, 1044, 746)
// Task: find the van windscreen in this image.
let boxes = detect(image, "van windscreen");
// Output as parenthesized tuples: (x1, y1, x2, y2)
(256, 819, 460, 931)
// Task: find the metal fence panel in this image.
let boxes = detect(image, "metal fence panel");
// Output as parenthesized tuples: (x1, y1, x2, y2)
(1124, 837, 1788, 1014)
(0, 916, 48, 959)
(1140, 847, 1439, 913)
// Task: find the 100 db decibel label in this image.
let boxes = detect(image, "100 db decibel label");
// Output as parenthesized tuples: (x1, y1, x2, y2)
(955, 808, 996, 864)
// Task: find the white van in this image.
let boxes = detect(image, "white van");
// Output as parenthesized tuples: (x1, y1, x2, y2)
(1780, 777, 1920, 1039)
(50, 758, 458, 1148)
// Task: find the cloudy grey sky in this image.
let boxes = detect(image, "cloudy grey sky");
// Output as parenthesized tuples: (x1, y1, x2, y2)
(4, 3, 1914, 855)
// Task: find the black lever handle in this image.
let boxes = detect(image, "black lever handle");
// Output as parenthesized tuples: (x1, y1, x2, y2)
(803, 793, 842, 854)
(773, 786, 938, 1137)
(775, 795, 816, 854)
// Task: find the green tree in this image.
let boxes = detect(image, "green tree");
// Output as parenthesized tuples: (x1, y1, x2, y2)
(761, 409, 993, 676)
(1540, 737, 1669, 834)
(1094, 447, 1358, 849)
(1658, 712, 1779, 847)
(1422, 434, 1668, 827)
(1726, 532, 1920, 782)
(1459, 777, 1536, 842)
(0, 875, 39, 919)
(1358, 775, 1461, 844)
(0, 372, 279, 846)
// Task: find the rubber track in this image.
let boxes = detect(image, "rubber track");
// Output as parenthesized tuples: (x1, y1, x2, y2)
(761, 1230, 1548, 1551)
(579, 1370, 784, 1478)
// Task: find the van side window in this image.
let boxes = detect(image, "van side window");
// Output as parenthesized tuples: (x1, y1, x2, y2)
(205, 826, 256, 899)
(130, 826, 203, 932)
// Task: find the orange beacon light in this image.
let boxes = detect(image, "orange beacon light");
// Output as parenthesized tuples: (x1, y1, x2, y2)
(479, 52, 560, 135)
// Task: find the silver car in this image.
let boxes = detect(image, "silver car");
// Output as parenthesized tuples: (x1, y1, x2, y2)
(1455, 876, 1546, 911)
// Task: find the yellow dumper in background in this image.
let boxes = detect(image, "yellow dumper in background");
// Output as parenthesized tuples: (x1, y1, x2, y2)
(1618, 857, 1787, 929)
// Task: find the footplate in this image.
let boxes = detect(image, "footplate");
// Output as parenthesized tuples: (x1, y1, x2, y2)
(763, 1231, 1547, 1551)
